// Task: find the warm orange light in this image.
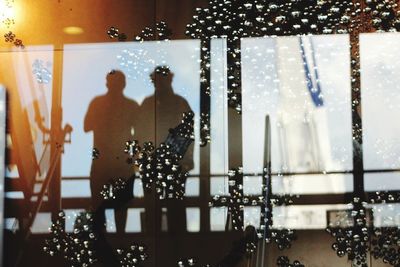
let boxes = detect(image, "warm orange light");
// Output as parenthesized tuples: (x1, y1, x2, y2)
(63, 26, 84, 35)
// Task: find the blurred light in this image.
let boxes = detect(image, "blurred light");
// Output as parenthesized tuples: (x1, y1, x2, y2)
(63, 26, 84, 35)
(0, 0, 15, 24)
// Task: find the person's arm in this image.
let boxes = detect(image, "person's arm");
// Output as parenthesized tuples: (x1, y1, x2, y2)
(84, 100, 95, 133)
(181, 99, 194, 172)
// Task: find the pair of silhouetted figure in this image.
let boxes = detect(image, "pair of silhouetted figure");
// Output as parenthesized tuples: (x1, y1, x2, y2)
(84, 68, 193, 235)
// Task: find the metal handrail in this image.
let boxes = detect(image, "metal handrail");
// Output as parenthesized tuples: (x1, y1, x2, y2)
(14, 124, 72, 267)
(60, 168, 400, 180)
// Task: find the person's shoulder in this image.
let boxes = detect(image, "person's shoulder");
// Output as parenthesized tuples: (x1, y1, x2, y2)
(172, 92, 187, 101)
(123, 95, 139, 104)
(92, 93, 108, 102)
(174, 93, 191, 107)
(141, 95, 155, 105)
(125, 97, 140, 109)
(87, 94, 107, 108)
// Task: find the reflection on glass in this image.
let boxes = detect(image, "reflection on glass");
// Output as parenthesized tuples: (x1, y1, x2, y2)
(64, 209, 85, 232)
(273, 204, 351, 229)
(210, 207, 227, 231)
(0, 46, 55, 244)
(4, 218, 19, 232)
(240, 35, 353, 229)
(0, 85, 5, 262)
(31, 212, 52, 233)
(242, 35, 352, 175)
(0, 45, 54, 234)
(133, 178, 144, 197)
(370, 203, 400, 227)
(186, 207, 200, 232)
(61, 180, 90, 198)
(365, 173, 400, 191)
(271, 174, 353, 195)
(125, 208, 144, 233)
(243, 176, 262, 195)
(61, 40, 201, 236)
(10, 46, 53, 181)
(243, 206, 260, 228)
(361, 33, 400, 228)
(210, 176, 229, 196)
(62, 41, 200, 178)
(185, 177, 200, 197)
(361, 32, 400, 171)
(5, 29, 400, 267)
(210, 39, 228, 176)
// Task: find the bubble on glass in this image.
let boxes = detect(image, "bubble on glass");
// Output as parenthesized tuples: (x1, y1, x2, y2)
(44, 211, 98, 266)
(277, 256, 305, 267)
(106, 26, 120, 39)
(116, 243, 148, 267)
(100, 177, 129, 201)
(116, 48, 154, 81)
(100, 112, 194, 201)
(92, 148, 100, 160)
(3, 31, 15, 42)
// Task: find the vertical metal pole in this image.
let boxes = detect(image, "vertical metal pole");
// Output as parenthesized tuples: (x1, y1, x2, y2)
(260, 115, 271, 267)
(200, 38, 211, 232)
(49, 49, 63, 220)
(350, 1, 368, 265)
(350, 35, 364, 199)
(227, 38, 243, 230)
(0, 87, 6, 266)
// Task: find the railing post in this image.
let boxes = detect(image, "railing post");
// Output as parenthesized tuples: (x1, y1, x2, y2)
(49, 49, 64, 220)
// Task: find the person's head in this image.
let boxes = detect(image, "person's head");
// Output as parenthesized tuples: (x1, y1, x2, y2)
(150, 66, 174, 92)
(106, 70, 126, 94)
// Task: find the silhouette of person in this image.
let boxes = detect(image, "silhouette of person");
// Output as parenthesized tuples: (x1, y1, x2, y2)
(84, 70, 139, 233)
(136, 66, 194, 235)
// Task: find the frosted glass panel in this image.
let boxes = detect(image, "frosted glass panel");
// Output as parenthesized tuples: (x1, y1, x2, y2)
(210, 207, 227, 231)
(185, 177, 200, 197)
(365, 172, 400, 191)
(242, 35, 352, 175)
(186, 207, 200, 232)
(210, 176, 229, 196)
(361, 32, 400, 170)
(272, 174, 353, 195)
(125, 208, 144, 233)
(210, 39, 228, 175)
(273, 204, 350, 229)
